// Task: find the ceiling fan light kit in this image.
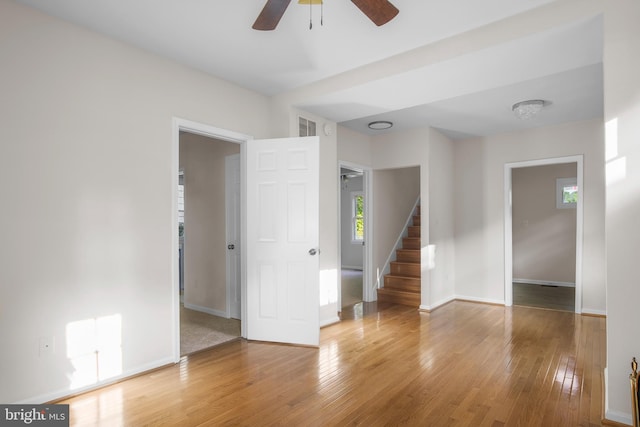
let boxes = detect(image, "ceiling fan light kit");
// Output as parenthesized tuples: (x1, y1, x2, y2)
(512, 100, 546, 120)
(253, 0, 398, 31)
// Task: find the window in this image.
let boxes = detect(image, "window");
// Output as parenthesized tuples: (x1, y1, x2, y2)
(178, 170, 185, 236)
(556, 177, 577, 209)
(299, 116, 316, 137)
(351, 192, 364, 243)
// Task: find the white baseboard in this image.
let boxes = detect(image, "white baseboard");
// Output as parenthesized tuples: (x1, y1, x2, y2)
(604, 409, 632, 426)
(341, 266, 363, 271)
(320, 316, 341, 328)
(455, 295, 505, 306)
(15, 356, 176, 404)
(513, 278, 575, 288)
(419, 295, 456, 312)
(184, 302, 228, 318)
(581, 308, 607, 317)
(601, 369, 633, 426)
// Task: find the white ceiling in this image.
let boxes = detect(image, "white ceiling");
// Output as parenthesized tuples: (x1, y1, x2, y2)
(15, 0, 604, 139)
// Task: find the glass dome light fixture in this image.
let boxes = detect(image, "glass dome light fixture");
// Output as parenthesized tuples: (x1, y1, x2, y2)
(368, 120, 393, 130)
(512, 100, 545, 120)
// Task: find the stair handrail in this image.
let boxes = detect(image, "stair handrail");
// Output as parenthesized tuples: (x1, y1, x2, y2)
(375, 196, 421, 289)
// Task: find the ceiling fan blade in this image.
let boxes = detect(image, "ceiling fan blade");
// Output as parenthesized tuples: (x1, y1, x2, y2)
(351, 0, 399, 26)
(252, 0, 292, 31)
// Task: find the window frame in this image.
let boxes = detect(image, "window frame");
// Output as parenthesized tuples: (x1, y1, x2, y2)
(556, 177, 578, 209)
(351, 191, 364, 244)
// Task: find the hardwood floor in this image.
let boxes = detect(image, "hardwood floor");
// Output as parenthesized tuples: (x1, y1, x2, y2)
(341, 268, 363, 308)
(60, 301, 606, 426)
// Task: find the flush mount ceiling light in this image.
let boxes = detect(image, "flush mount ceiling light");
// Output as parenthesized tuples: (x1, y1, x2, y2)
(512, 100, 546, 120)
(368, 120, 393, 130)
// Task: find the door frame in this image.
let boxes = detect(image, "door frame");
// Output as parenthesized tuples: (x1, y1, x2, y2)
(225, 153, 241, 319)
(503, 154, 583, 313)
(171, 118, 251, 362)
(338, 161, 374, 305)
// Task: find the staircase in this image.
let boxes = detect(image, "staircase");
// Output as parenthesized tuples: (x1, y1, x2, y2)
(377, 206, 421, 307)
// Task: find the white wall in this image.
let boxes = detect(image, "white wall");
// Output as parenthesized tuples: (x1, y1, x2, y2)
(512, 163, 577, 284)
(0, 1, 269, 403)
(602, 0, 640, 423)
(179, 133, 240, 315)
(427, 129, 456, 309)
(453, 119, 605, 311)
(337, 125, 373, 167)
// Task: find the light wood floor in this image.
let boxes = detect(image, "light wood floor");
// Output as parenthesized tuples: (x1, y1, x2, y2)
(341, 268, 363, 308)
(60, 301, 606, 426)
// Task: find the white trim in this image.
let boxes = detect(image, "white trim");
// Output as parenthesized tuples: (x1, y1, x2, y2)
(512, 278, 575, 288)
(341, 265, 363, 271)
(455, 295, 505, 306)
(504, 155, 584, 314)
(172, 117, 252, 363)
(225, 153, 241, 320)
(605, 410, 632, 425)
(184, 302, 228, 318)
(320, 316, 341, 328)
(419, 295, 456, 312)
(581, 308, 607, 316)
(602, 368, 631, 427)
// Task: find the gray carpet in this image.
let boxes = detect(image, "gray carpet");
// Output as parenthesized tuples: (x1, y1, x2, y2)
(512, 282, 575, 312)
(180, 305, 241, 356)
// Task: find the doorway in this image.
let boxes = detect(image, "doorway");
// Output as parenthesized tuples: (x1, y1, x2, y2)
(338, 162, 372, 310)
(504, 155, 583, 313)
(178, 131, 241, 355)
(511, 162, 577, 311)
(171, 118, 251, 362)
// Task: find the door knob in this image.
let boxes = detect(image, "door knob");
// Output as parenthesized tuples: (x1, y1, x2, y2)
(308, 248, 317, 256)
(228, 244, 235, 250)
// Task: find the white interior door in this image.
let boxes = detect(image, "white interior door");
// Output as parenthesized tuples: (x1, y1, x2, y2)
(226, 154, 241, 319)
(245, 136, 319, 346)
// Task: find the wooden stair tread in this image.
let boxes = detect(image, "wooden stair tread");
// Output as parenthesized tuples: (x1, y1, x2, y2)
(377, 288, 420, 307)
(384, 275, 420, 292)
(385, 274, 420, 282)
(377, 205, 422, 307)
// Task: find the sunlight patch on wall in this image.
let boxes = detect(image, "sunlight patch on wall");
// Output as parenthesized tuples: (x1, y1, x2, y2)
(66, 314, 122, 390)
(319, 269, 338, 306)
(605, 118, 619, 161)
(606, 117, 627, 186)
(422, 244, 436, 271)
(606, 158, 627, 187)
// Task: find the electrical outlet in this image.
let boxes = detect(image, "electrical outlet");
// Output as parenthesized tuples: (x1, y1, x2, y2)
(39, 336, 55, 357)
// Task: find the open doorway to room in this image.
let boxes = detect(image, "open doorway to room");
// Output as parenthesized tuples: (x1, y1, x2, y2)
(338, 163, 373, 311)
(178, 130, 241, 355)
(505, 156, 583, 313)
(340, 166, 365, 309)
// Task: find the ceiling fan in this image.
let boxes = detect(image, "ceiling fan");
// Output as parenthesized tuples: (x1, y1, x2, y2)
(252, 0, 399, 31)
